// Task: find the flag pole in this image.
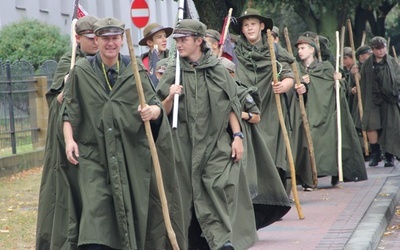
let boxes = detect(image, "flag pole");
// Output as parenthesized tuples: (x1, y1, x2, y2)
(69, 0, 80, 69)
(217, 8, 233, 58)
(172, 0, 185, 129)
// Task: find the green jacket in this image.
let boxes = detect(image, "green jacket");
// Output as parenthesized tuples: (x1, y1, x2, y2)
(234, 34, 294, 174)
(360, 54, 400, 156)
(298, 59, 367, 181)
(62, 53, 185, 250)
(157, 50, 257, 250)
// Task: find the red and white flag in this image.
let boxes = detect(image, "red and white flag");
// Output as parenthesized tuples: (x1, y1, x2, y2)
(72, 0, 88, 19)
(76, 4, 88, 18)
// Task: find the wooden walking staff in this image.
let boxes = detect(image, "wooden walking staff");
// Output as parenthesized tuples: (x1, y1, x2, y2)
(217, 8, 233, 58)
(346, 19, 369, 156)
(267, 29, 304, 220)
(125, 29, 180, 250)
(393, 46, 399, 64)
(335, 31, 343, 182)
(340, 26, 345, 69)
(284, 28, 318, 188)
(316, 35, 322, 61)
(360, 31, 366, 46)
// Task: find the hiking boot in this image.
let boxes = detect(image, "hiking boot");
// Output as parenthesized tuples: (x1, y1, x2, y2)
(331, 176, 339, 186)
(384, 152, 394, 167)
(369, 143, 381, 167)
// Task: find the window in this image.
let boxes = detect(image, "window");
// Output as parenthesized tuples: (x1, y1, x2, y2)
(15, 0, 26, 10)
(39, 0, 49, 13)
(60, 0, 70, 16)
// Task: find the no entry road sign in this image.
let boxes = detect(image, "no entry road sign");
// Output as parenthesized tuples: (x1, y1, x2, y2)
(131, 0, 150, 28)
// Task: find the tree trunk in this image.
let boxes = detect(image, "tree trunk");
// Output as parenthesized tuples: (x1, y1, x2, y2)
(192, 0, 246, 32)
(317, 11, 340, 55)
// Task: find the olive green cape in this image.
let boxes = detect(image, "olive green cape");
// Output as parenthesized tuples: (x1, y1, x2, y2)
(360, 54, 400, 156)
(61, 54, 185, 250)
(236, 83, 291, 229)
(298, 59, 367, 181)
(157, 50, 257, 250)
(36, 47, 85, 249)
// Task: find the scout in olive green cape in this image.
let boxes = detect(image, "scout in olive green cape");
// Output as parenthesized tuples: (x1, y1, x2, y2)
(157, 19, 257, 250)
(36, 15, 98, 249)
(271, 33, 316, 190)
(233, 8, 295, 185)
(360, 36, 400, 165)
(62, 54, 185, 250)
(295, 36, 367, 183)
(61, 17, 185, 250)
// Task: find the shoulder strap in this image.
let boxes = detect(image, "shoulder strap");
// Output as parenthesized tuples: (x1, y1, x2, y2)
(121, 55, 131, 66)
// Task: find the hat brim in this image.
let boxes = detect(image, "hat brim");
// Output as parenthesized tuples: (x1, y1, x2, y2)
(295, 40, 317, 50)
(82, 33, 95, 39)
(139, 27, 173, 46)
(171, 33, 191, 38)
(231, 15, 273, 35)
(371, 44, 386, 49)
(95, 27, 124, 37)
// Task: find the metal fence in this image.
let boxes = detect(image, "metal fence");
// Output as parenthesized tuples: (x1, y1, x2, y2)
(0, 59, 57, 155)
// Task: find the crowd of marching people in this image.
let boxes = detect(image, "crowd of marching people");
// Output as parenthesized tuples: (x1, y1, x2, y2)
(35, 6, 400, 250)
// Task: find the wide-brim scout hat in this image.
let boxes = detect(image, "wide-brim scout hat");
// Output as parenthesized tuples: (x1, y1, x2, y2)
(343, 47, 353, 58)
(231, 8, 273, 35)
(139, 23, 173, 46)
(295, 35, 317, 50)
(94, 17, 125, 37)
(272, 26, 279, 37)
(205, 29, 221, 42)
(75, 15, 98, 38)
(369, 36, 387, 49)
(355, 45, 372, 58)
(171, 19, 206, 38)
(219, 57, 236, 73)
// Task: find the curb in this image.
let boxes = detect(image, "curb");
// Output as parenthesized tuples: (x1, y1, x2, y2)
(344, 174, 400, 250)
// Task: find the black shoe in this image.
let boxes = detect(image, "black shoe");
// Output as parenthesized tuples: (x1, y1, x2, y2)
(384, 160, 394, 167)
(369, 153, 381, 166)
(369, 143, 381, 166)
(331, 176, 339, 186)
(384, 153, 394, 167)
(219, 242, 234, 250)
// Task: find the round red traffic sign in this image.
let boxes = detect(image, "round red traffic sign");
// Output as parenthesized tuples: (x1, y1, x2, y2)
(130, 0, 150, 28)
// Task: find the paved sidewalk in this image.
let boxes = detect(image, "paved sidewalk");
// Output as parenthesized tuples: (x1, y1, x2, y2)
(249, 160, 400, 250)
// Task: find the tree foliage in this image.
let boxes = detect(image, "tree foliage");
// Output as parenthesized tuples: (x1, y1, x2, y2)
(0, 18, 70, 69)
(252, 0, 400, 48)
(192, 0, 247, 31)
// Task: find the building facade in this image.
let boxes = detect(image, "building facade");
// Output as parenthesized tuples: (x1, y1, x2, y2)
(0, 0, 180, 54)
